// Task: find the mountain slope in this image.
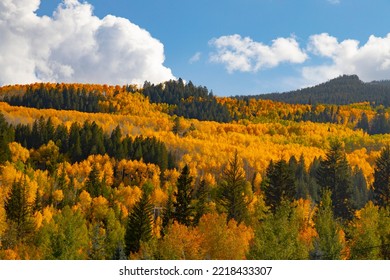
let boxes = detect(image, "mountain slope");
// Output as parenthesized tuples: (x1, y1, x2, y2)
(243, 75, 390, 106)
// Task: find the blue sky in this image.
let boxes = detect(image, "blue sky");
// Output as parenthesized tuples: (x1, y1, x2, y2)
(2, 0, 390, 96)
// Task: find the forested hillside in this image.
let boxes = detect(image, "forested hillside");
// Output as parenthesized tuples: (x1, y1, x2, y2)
(0, 81, 390, 260)
(245, 75, 390, 106)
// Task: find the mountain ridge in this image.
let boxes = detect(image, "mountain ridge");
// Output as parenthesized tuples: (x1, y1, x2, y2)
(237, 75, 390, 106)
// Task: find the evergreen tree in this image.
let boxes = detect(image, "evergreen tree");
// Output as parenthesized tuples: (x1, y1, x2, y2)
(294, 154, 310, 199)
(370, 113, 390, 135)
(263, 159, 296, 213)
(316, 140, 353, 220)
(373, 145, 390, 208)
(85, 163, 102, 198)
(193, 179, 209, 226)
(308, 157, 321, 202)
(351, 166, 370, 210)
(311, 190, 344, 259)
(109, 125, 125, 159)
(161, 190, 174, 235)
(69, 123, 82, 162)
(124, 185, 154, 256)
(0, 113, 14, 163)
(218, 151, 249, 224)
(4, 177, 34, 239)
(356, 112, 370, 132)
(173, 165, 194, 226)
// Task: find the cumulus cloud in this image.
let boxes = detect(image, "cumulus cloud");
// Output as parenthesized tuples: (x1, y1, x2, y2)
(210, 32, 390, 89)
(0, 0, 175, 86)
(303, 33, 390, 85)
(209, 34, 308, 73)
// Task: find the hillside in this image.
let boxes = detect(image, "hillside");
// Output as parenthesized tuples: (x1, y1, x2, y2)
(243, 75, 390, 106)
(0, 81, 390, 260)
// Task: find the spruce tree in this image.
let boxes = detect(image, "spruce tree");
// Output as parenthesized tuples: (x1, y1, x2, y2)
(85, 163, 102, 198)
(161, 190, 175, 235)
(316, 140, 353, 220)
(5, 177, 34, 239)
(124, 185, 154, 256)
(173, 165, 194, 226)
(356, 112, 369, 133)
(193, 179, 209, 226)
(373, 144, 390, 208)
(263, 159, 296, 213)
(0, 113, 14, 163)
(218, 151, 249, 224)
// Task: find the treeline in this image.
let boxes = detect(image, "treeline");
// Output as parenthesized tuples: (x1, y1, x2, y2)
(140, 79, 232, 122)
(282, 104, 350, 125)
(1, 114, 174, 172)
(265, 141, 371, 219)
(245, 75, 390, 106)
(2, 84, 109, 113)
(0, 81, 233, 123)
(356, 111, 390, 135)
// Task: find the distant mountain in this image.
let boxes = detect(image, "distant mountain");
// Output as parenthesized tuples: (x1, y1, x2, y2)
(243, 75, 390, 106)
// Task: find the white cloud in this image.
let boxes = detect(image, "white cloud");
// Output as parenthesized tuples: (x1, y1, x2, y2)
(0, 0, 175, 86)
(209, 34, 308, 73)
(303, 33, 390, 85)
(327, 0, 340, 4)
(189, 52, 202, 64)
(210, 32, 390, 90)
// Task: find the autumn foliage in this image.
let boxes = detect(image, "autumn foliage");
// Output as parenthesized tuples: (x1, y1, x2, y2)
(0, 82, 390, 260)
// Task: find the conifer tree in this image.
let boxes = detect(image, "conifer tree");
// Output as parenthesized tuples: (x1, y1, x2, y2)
(5, 177, 34, 239)
(162, 190, 175, 233)
(218, 151, 249, 224)
(173, 165, 194, 226)
(263, 159, 296, 213)
(193, 179, 209, 226)
(373, 144, 390, 208)
(85, 163, 102, 198)
(0, 113, 14, 163)
(124, 185, 154, 256)
(316, 140, 353, 220)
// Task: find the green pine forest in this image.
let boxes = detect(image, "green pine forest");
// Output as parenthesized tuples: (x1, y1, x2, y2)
(1, 76, 390, 260)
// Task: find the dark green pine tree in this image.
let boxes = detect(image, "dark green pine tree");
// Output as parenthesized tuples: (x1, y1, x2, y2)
(5, 177, 34, 239)
(316, 140, 353, 220)
(218, 151, 249, 224)
(124, 185, 153, 256)
(356, 112, 370, 133)
(85, 163, 102, 198)
(263, 159, 296, 213)
(69, 123, 82, 162)
(294, 154, 311, 199)
(110, 125, 125, 159)
(351, 166, 370, 210)
(161, 189, 175, 235)
(173, 165, 194, 226)
(0, 113, 14, 163)
(373, 144, 390, 208)
(193, 179, 209, 226)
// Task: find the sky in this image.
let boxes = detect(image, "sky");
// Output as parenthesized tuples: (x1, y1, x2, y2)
(1, 0, 390, 96)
